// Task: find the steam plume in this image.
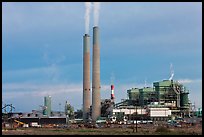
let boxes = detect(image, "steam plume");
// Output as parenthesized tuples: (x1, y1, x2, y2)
(84, 2, 92, 34)
(93, 2, 100, 26)
(169, 63, 174, 80)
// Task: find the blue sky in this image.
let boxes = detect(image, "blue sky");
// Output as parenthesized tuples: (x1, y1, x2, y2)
(2, 2, 202, 112)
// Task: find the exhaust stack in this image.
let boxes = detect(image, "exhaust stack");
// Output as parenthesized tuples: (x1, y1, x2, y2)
(92, 26, 101, 122)
(83, 34, 91, 122)
(111, 85, 115, 100)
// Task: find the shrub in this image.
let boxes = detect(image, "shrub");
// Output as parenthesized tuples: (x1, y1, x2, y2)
(155, 126, 169, 132)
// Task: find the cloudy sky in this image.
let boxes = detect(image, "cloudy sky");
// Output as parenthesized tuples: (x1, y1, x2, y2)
(2, 2, 202, 112)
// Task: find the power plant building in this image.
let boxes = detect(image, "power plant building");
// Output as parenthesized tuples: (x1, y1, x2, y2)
(116, 80, 190, 109)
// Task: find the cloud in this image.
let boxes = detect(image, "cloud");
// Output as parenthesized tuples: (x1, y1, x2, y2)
(3, 66, 59, 83)
(2, 62, 82, 83)
(2, 82, 83, 112)
(42, 45, 67, 82)
(2, 81, 151, 111)
(177, 79, 201, 84)
(2, 78, 202, 112)
(2, 83, 82, 97)
(176, 78, 202, 108)
(2, 2, 84, 37)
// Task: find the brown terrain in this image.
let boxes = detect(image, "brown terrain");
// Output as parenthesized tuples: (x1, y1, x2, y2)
(2, 123, 202, 135)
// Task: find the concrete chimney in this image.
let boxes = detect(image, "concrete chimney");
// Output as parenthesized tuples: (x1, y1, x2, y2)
(83, 34, 91, 122)
(92, 26, 101, 122)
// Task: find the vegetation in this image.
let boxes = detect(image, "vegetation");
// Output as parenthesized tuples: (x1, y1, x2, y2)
(155, 126, 169, 132)
(2, 126, 202, 135)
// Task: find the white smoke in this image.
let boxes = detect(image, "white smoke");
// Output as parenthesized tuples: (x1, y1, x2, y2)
(84, 2, 92, 34)
(93, 2, 100, 27)
(169, 63, 174, 80)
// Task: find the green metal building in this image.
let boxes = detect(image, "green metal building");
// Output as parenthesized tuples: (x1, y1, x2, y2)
(153, 80, 172, 102)
(124, 80, 190, 110)
(127, 88, 139, 100)
(139, 87, 156, 106)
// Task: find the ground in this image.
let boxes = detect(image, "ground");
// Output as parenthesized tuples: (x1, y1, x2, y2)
(2, 124, 202, 135)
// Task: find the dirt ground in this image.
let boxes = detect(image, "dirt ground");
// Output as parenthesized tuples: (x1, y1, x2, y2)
(2, 124, 202, 135)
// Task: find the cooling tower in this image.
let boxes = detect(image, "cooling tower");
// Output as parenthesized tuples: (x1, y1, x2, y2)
(83, 34, 91, 122)
(92, 26, 101, 122)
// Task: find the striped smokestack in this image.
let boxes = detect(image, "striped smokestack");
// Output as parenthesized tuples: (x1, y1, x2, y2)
(83, 34, 90, 122)
(92, 26, 101, 122)
(111, 85, 115, 100)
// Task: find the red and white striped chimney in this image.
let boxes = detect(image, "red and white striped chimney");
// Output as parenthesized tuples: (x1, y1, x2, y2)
(111, 85, 115, 100)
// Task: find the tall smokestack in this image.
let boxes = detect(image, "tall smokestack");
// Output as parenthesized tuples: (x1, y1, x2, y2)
(111, 85, 115, 100)
(92, 26, 101, 122)
(83, 34, 91, 122)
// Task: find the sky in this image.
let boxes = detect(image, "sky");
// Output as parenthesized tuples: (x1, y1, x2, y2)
(2, 2, 202, 112)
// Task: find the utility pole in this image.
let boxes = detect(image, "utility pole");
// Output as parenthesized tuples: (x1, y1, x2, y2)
(136, 105, 137, 132)
(141, 105, 143, 123)
(59, 103, 61, 116)
(133, 103, 138, 133)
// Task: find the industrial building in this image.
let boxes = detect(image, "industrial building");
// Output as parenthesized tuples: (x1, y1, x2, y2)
(108, 79, 191, 123)
(81, 79, 193, 124)
(120, 79, 190, 109)
(1, 96, 74, 128)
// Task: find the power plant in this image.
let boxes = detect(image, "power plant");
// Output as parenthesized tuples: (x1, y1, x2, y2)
(2, 3, 202, 135)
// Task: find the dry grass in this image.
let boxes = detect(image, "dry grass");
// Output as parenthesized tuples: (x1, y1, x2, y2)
(2, 125, 202, 135)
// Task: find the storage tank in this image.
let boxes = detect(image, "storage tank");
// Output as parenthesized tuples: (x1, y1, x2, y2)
(180, 92, 189, 108)
(65, 101, 74, 119)
(43, 96, 51, 117)
(139, 89, 144, 106)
